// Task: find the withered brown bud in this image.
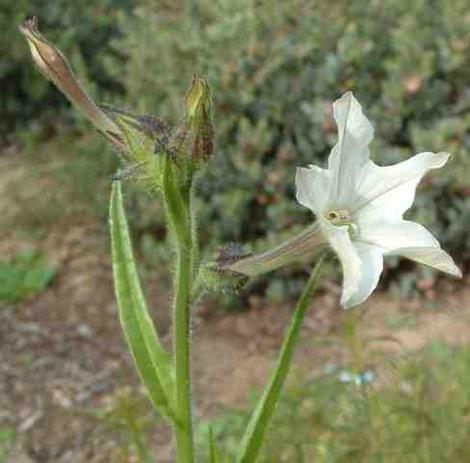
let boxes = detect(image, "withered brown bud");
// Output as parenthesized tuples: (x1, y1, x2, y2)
(19, 16, 124, 149)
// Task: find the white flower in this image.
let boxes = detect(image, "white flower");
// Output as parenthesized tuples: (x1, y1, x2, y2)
(296, 92, 461, 308)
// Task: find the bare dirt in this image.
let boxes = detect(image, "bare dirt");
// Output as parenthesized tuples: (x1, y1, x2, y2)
(1, 218, 469, 463)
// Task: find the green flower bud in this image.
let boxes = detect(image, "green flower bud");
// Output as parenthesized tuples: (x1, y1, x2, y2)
(185, 75, 215, 162)
(19, 16, 124, 149)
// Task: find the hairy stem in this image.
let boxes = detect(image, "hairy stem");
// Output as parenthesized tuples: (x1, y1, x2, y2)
(173, 221, 194, 463)
(163, 163, 196, 463)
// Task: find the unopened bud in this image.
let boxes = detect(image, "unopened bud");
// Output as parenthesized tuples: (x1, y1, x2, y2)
(185, 76, 215, 161)
(19, 16, 124, 149)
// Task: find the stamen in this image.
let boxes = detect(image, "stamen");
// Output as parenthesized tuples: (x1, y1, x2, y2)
(325, 209, 356, 236)
(325, 209, 350, 224)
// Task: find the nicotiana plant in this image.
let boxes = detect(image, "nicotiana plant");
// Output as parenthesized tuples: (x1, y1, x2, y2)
(20, 17, 461, 463)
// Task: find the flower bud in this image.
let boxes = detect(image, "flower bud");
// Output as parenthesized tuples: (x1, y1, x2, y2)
(19, 16, 124, 149)
(185, 75, 215, 161)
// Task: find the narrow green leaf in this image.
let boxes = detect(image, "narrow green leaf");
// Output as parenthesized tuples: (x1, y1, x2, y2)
(236, 252, 326, 463)
(110, 181, 175, 419)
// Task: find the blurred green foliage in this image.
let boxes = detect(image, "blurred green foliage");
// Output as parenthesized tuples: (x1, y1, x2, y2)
(201, 341, 470, 462)
(5, 0, 469, 300)
(0, 426, 16, 463)
(0, 250, 55, 303)
(89, 387, 155, 462)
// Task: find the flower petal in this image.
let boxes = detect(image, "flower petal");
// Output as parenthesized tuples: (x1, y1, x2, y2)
(352, 152, 451, 221)
(295, 166, 331, 215)
(355, 219, 462, 278)
(343, 242, 384, 308)
(390, 247, 462, 277)
(322, 221, 383, 308)
(328, 92, 374, 207)
(356, 220, 439, 250)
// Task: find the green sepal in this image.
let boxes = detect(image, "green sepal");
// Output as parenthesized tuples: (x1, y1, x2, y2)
(196, 264, 248, 296)
(103, 105, 171, 189)
(110, 181, 175, 420)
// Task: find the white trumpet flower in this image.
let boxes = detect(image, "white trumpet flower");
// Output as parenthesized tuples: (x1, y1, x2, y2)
(296, 92, 461, 308)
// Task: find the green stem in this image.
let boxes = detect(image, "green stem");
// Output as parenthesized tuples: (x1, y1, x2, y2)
(236, 251, 326, 463)
(163, 165, 196, 463)
(174, 225, 195, 463)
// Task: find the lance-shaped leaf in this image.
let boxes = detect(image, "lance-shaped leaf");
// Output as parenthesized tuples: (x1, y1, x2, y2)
(110, 181, 175, 419)
(236, 253, 325, 463)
